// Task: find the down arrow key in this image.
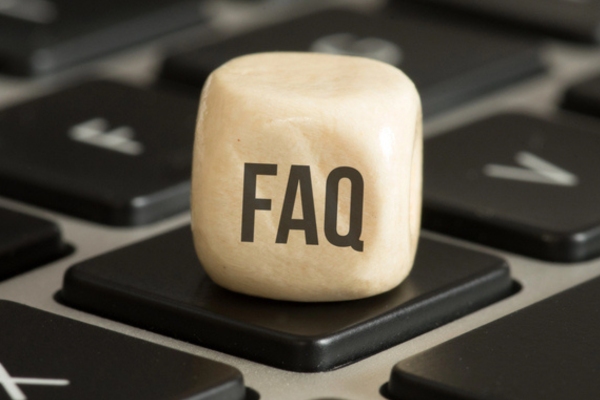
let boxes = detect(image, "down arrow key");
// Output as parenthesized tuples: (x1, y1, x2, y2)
(483, 151, 579, 187)
(423, 113, 600, 262)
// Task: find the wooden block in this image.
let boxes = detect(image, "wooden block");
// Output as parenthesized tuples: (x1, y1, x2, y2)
(191, 52, 422, 302)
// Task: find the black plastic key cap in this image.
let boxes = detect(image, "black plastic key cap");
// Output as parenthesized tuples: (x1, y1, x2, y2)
(423, 113, 600, 262)
(0, 0, 208, 75)
(160, 9, 544, 116)
(0, 301, 245, 400)
(409, 0, 600, 42)
(562, 73, 600, 117)
(0, 80, 197, 226)
(60, 226, 513, 372)
(0, 207, 66, 280)
(388, 275, 600, 400)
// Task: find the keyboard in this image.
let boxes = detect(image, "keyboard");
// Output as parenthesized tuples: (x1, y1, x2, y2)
(2, 0, 600, 399)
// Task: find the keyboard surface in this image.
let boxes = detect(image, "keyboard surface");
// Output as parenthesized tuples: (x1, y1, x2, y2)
(2, 0, 600, 399)
(406, 0, 600, 42)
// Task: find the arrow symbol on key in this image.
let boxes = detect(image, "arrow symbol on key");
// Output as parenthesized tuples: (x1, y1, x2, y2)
(483, 151, 578, 187)
(68, 118, 144, 156)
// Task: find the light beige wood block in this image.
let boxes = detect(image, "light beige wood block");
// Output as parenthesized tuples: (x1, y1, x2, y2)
(191, 52, 422, 302)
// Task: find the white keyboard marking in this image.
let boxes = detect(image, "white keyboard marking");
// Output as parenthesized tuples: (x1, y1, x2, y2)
(0, 362, 69, 400)
(69, 118, 144, 156)
(483, 151, 578, 186)
(0, 0, 57, 24)
(310, 33, 403, 66)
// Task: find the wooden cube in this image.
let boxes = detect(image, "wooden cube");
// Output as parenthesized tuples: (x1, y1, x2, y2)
(191, 52, 422, 302)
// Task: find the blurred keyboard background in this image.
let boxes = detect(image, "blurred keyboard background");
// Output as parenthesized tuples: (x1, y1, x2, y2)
(2, 0, 600, 399)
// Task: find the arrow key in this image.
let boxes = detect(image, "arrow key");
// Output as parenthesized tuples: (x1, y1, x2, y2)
(423, 113, 600, 262)
(0, 81, 197, 226)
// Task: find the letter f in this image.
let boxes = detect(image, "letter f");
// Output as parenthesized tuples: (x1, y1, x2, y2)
(241, 163, 277, 242)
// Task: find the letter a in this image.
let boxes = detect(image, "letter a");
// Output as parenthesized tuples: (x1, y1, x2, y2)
(276, 165, 319, 245)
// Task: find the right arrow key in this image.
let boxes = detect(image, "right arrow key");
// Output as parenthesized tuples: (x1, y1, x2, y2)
(423, 113, 600, 262)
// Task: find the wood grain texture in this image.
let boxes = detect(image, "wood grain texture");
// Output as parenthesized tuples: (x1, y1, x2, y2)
(191, 52, 422, 301)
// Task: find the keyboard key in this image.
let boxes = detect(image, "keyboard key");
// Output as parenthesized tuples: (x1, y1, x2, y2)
(388, 275, 600, 400)
(0, 0, 208, 75)
(60, 226, 513, 372)
(0, 301, 245, 400)
(0, 207, 67, 281)
(423, 113, 600, 262)
(160, 9, 544, 116)
(0, 80, 197, 226)
(407, 0, 600, 42)
(562, 73, 600, 117)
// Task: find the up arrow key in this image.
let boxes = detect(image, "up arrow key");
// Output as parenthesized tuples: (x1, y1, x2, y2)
(483, 151, 578, 187)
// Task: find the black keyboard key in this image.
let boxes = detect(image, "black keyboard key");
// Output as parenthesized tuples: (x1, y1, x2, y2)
(0, 80, 197, 226)
(160, 9, 544, 116)
(423, 113, 600, 262)
(60, 226, 513, 372)
(388, 275, 600, 400)
(0, 207, 67, 280)
(0, 0, 208, 75)
(0, 301, 245, 400)
(409, 0, 600, 42)
(562, 74, 600, 117)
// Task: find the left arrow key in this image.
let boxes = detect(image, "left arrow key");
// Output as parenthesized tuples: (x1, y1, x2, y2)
(0, 81, 197, 226)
